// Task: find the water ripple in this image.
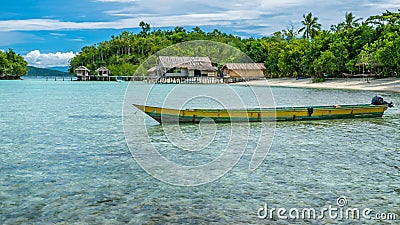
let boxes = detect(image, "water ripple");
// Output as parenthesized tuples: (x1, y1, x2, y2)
(0, 81, 399, 224)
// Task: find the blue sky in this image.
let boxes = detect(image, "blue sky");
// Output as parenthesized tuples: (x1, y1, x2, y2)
(1, 0, 399, 68)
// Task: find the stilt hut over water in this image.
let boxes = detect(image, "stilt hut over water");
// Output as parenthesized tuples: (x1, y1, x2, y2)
(149, 56, 216, 83)
(222, 63, 266, 80)
(96, 67, 111, 80)
(75, 66, 90, 81)
(147, 66, 159, 77)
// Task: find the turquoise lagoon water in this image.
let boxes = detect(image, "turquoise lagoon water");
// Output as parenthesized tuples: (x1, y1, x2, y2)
(0, 78, 399, 224)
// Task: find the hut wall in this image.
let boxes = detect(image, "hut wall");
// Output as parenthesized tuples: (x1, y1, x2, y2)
(188, 70, 195, 77)
(181, 68, 189, 76)
(228, 69, 263, 78)
(207, 71, 215, 77)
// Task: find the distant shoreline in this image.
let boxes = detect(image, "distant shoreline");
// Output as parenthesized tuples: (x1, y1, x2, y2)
(4, 76, 400, 93)
(237, 77, 400, 93)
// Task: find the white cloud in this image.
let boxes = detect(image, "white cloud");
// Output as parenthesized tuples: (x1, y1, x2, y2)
(1, 0, 399, 36)
(24, 50, 76, 68)
(93, 0, 400, 35)
(0, 14, 235, 32)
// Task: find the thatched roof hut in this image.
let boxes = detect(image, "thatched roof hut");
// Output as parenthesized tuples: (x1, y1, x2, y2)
(158, 56, 214, 70)
(75, 66, 89, 73)
(152, 56, 216, 77)
(356, 54, 381, 67)
(222, 63, 266, 78)
(96, 67, 110, 77)
(147, 66, 159, 77)
(355, 54, 381, 76)
(75, 66, 90, 80)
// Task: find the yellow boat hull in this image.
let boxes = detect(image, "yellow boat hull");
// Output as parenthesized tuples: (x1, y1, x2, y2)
(133, 103, 388, 124)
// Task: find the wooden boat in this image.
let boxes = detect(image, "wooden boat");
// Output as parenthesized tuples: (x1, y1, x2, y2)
(133, 102, 391, 124)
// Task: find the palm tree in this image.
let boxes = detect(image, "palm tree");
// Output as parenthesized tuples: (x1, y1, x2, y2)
(344, 12, 362, 29)
(330, 24, 343, 33)
(299, 12, 322, 40)
(139, 21, 150, 36)
(282, 25, 298, 41)
(366, 10, 400, 27)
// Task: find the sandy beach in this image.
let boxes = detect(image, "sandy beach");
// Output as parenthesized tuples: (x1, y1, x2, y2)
(240, 77, 400, 93)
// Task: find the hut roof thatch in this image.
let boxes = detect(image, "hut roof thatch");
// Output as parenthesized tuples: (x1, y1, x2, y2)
(157, 56, 214, 71)
(223, 63, 266, 70)
(147, 66, 158, 73)
(96, 67, 109, 72)
(75, 66, 89, 71)
(355, 54, 381, 67)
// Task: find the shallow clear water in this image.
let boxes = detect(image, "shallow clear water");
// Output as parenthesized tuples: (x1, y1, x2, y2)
(1, 78, 399, 224)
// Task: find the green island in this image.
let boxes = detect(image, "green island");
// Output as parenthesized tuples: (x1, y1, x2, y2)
(69, 10, 400, 80)
(0, 49, 28, 80)
(1, 10, 400, 81)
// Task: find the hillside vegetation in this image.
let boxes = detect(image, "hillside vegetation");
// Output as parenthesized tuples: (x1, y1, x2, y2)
(69, 10, 400, 78)
(27, 66, 70, 77)
(0, 49, 28, 78)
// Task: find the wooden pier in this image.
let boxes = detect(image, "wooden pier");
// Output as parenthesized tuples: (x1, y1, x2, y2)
(44, 75, 264, 84)
(145, 76, 222, 84)
(144, 76, 266, 84)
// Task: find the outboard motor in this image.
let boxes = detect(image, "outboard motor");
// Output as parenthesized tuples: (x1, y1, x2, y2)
(371, 95, 394, 107)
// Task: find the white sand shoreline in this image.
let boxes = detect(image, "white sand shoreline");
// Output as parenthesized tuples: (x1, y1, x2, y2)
(238, 77, 400, 93)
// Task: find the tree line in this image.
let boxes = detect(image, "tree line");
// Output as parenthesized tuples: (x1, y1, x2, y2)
(69, 9, 400, 78)
(0, 49, 28, 78)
